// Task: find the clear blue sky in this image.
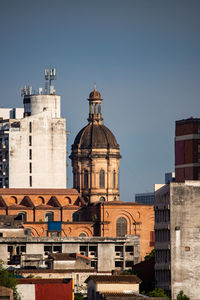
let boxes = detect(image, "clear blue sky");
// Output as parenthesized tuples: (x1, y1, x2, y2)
(1, 0, 200, 201)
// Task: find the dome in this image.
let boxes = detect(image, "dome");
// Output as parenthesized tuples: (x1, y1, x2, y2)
(72, 123, 119, 150)
(88, 88, 102, 100)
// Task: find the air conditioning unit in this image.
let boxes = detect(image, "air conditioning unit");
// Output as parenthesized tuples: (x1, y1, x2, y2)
(115, 252, 121, 256)
(80, 252, 87, 256)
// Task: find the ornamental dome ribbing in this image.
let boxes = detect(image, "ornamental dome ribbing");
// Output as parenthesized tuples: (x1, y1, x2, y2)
(71, 88, 119, 150)
(72, 123, 119, 150)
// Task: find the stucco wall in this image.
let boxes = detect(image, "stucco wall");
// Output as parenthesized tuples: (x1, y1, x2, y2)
(170, 182, 200, 300)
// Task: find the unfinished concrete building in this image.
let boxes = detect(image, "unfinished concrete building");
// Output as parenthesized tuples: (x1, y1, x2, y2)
(155, 181, 200, 299)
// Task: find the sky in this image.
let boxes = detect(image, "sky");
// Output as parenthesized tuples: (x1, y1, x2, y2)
(0, 0, 200, 201)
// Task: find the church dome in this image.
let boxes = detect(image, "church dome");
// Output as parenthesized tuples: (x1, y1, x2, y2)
(72, 123, 119, 150)
(88, 88, 102, 100)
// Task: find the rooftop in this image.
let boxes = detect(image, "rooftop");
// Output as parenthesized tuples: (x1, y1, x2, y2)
(85, 275, 141, 284)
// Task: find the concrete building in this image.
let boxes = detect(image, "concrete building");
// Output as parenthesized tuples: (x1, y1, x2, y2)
(0, 286, 13, 300)
(70, 87, 121, 203)
(155, 181, 200, 300)
(165, 172, 175, 184)
(175, 118, 200, 182)
(0, 70, 66, 188)
(135, 172, 174, 205)
(154, 184, 170, 296)
(135, 192, 154, 205)
(0, 235, 140, 272)
(0, 235, 140, 294)
(46, 252, 92, 270)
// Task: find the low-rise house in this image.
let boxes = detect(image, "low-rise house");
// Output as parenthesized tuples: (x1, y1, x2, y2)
(17, 278, 73, 300)
(46, 252, 92, 269)
(85, 275, 142, 300)
(0, 286, 13, 300)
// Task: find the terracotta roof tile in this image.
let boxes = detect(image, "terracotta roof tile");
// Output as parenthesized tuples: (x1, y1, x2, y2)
(0, 188, 80, 196)
(85, 275, 141, 284)
(17, 278, 71, 284)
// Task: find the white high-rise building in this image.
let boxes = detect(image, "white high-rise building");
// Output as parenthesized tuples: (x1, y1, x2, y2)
(0, 69, 66, 188)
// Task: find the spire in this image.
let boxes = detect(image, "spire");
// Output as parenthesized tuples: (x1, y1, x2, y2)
(88, 86, 103, 124)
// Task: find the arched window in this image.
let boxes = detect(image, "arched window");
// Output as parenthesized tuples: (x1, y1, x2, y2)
(72, 212, 80, 222)
(99, 170, 105, 188)
(45, 212, 54, 222)
(113, 170, 116, 188)
(37, 197, 45, 206)
(65, 197, 71, 205)
(84, 169, 89, 188)
(17, 212, 27, 222)
(99, 196, 105, 203)
(79, 233, 86, 237)
(9, 196, 17, 205)
(116, 217, 127, 237)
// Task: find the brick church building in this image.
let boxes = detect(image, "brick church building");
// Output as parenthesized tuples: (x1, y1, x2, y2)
(0, 87, 154, 260)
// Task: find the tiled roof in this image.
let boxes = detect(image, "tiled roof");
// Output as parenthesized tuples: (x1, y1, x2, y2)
(100, 292, 146, 299)
(0, 188, 79, 195)
(85, 275, 141, 284)
(17, 278, 71, 284)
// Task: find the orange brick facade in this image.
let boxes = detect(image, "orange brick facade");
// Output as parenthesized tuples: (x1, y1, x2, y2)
(0, 188, 154, 260)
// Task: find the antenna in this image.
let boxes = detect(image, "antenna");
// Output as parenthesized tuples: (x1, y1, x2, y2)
(44, 68, 56, 94)
(20, 86, 32, 97)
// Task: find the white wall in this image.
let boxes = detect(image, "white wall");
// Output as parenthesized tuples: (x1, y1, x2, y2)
(17, 284, 35, 300)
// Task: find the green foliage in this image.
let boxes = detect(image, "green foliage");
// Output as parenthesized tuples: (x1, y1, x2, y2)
(0, 261, 21, 300)
(176, 290, 190, 300)
(144, 249, 155, 261)
(74, 293, 84, 300)
(147, 288, 169, 298)
(26, 274, 34, 278)
(92, 214, 97, 222)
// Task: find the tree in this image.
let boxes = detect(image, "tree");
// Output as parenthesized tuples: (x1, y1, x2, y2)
(74, 293, 84, 300)
(0, 261, 21, 300)
(147, 288, 169, 298)
(176, 290, 190, 300)
(144, 249, 155, 261)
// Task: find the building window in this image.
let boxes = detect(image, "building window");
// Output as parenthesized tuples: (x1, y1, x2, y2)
(115, 261, 123, 270)
(45, 212, 54, 222)
(113, 170, 116, 188)
(99, 169, 105, 188)
(29, 176, 32, 187)
(72, 212, 79, 222)
(29, 149, 32, 160)
(29, 162, 32, 173)
(99, 196, 105, 202)
(17, 212, 27, 222)
(29, 136, 32, 146)
(116, 217, 127, 237)
(65, 197, 71, 205)
(79, 233, 86, 237)
(84, 169, 89, 188)
(29, 122, 32, 133)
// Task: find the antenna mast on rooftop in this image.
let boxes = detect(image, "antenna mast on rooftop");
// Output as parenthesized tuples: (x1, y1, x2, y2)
(44, 68, 56, 94)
